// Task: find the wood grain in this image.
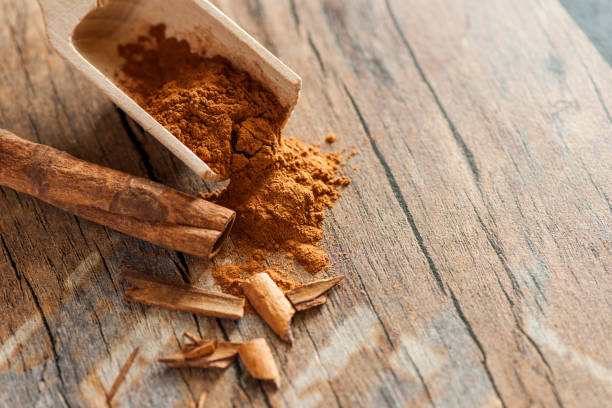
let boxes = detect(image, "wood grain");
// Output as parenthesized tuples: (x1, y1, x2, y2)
(1, 0, 611, 407)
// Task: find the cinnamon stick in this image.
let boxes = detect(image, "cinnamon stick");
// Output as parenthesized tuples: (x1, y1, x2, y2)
(0, 130, 234, 258)
(122, 270, 244, 319)
(241, 273, 295, 344)
(238, 339, 280, 388)
(159, 341, 241, 369)
(285, 275, 345, 311)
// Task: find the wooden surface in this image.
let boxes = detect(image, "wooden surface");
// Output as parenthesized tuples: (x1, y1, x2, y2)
(1, 0, 611, 407)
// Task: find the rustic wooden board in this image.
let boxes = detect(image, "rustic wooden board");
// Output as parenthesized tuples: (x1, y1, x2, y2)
(1, 0, 611, 407)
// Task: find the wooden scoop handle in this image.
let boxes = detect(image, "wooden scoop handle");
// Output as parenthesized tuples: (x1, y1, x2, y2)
(0, 129, 235, 258)
(37, 0, 99, 29)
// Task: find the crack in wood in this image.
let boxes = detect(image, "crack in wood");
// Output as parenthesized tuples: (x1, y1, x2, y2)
(384, 0, 480, 183)
(301, 322, 344, 408)
(472, 221, 563, 405)
(246, 0, 277, 54)
(288, 0, 300, 29)
(307, 33, 326, 73)
(583, 66, 612, 126)
(174, 252, 192, 283)
(448, 287, 508, 408)
(403, 349, 436, 408)
(515, 325, 565, 408)
(469, 201, 524, 298)
(342, 83, 447, 295)
(1, 237, 74, 407)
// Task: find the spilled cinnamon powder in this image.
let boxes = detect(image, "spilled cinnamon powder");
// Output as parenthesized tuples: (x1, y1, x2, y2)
(211, 250, 295, 298)
(118, 24, 349, 293)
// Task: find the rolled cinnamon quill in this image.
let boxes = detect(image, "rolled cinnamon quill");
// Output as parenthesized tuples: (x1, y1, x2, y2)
(242, 273, 295, 344)
(122, 270, 245, 319)
(0, 130, 234, 258)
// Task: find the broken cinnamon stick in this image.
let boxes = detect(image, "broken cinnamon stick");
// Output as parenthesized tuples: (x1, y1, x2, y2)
(285, 275, 345, 311)
(122, 270, 244, 319)
(241, 273, 295, 344)
(238, 339, 280, 388)
(107, 347, 139, 404)
(0, 130, 234, 258)
(159, 341, 241, 369)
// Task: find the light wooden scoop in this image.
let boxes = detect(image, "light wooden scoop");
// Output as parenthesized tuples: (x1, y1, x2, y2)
(37, 0, 302, 182)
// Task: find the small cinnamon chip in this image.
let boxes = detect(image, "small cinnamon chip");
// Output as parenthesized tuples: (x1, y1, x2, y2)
(107, 347, 139, 404)
(122, 270, 244, 319)
(183, 330, 201, 344)
(197, 392, 207, 408)
(159, 341, 241, 369)
(285, 275, 345, 311)
(242, 272, 295, 344)
(180, 333, 218, 359)
(238, 339, 280, 388)
(183, 340, 217, 359)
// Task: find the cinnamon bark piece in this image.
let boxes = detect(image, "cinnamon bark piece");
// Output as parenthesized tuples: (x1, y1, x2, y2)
(197, 392, 207, 408)
(0, 130, 235, 258)
(159, 341, 241, 369)
(122, 270, 244, 319)
(285, 275, 345, 311)
(238, 339, 280, 388)
(107, 347, 139, 404)
(159, 338, 215, 364)
(181, 332, 218, 358)
(183, 340, 217, 359)
(241, 273, 295, 344)
(183, 331, 201, 344)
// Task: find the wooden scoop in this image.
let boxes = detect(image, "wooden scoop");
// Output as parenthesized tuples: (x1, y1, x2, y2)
(36, 0, 302, 182)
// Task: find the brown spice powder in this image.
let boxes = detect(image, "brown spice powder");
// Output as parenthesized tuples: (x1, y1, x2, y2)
(118, 25, 349, 292)
(325, 133, 338, 144)
(118, 24, 284, 179)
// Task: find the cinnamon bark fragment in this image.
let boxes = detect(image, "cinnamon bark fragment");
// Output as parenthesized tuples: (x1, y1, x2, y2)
(183, 340, 217, 359)
(122, 270, 244, 319)
(159, 341, 241, 369)
(197, 392, 208, 408)
(0, 130, 235, 259)
(238, 339, 280, 388)
(285, 275, 345, 311)
(242, 272, 295, 344)
(183, 331, 201, 344)
(107, 347, 139, 404)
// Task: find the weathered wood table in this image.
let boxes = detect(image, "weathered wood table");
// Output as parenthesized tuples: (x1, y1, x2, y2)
(1, 0, 611, 407)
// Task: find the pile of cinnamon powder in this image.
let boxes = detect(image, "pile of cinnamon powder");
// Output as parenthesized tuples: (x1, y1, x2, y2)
(118, 25, 349, 293)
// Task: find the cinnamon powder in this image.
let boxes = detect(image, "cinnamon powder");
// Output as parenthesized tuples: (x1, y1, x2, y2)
(118, 24, 284, 180)
(118, 25, 349, 293)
